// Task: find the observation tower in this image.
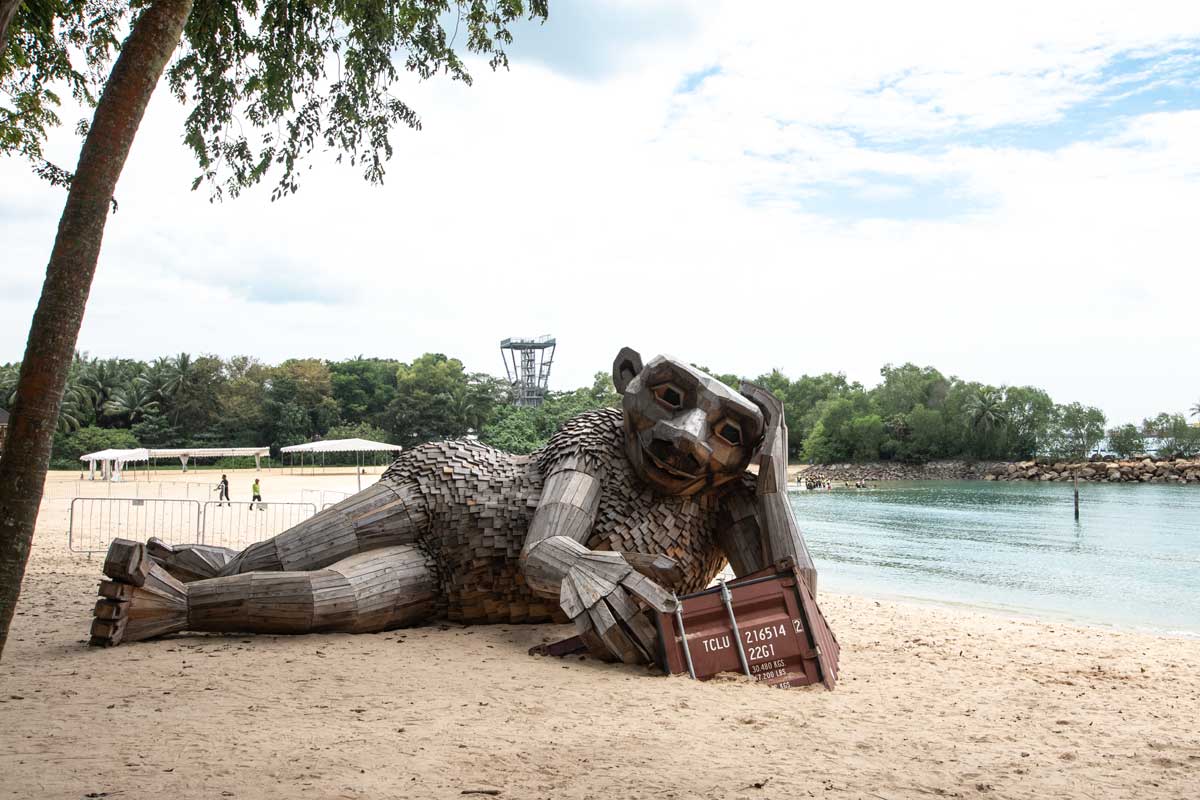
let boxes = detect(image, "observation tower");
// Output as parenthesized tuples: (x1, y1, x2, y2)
(500, 335, 556, 407)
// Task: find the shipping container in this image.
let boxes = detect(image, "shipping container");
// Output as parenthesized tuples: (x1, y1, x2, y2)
(654, 560, 839, 690)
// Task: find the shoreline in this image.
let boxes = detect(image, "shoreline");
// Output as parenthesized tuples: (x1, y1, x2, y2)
(821, 584, 1200, 642)
(792, 456, 1200, 484)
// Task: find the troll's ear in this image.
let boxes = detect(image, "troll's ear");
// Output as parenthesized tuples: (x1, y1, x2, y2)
(741, 381, 788, 492)
(612, 347, 643, 393)
(739, 381, 783, 448)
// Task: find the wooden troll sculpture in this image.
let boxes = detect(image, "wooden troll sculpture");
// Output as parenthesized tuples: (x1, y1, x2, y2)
(90, 349, 817, 664)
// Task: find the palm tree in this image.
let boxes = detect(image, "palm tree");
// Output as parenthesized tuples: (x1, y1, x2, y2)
(964, 388, 1007, 437)
(143, 353, 195, 426)
(104, 380, 160, 427)
(56, 379, 96, 434)
(0, 365, 88, 431)
(1191, 399, 1200, 421)
(161, 353, 195, 399)
(79, 357, 123, 422)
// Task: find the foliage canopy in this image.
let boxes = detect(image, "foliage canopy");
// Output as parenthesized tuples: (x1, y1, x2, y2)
(2, 0, 549, 197)
(6, 353, 1185, 469)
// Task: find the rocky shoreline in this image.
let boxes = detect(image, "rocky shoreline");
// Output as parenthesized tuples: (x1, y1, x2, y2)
(797, 457, 1200, 484)
(984, 458, 1200, 484)
(796, 460, 1003, 482)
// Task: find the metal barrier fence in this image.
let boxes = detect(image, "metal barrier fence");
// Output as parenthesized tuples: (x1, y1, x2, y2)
(68, 498, 202, 554)
(67, 498, 318, 554)
(199, 501, 317, 551)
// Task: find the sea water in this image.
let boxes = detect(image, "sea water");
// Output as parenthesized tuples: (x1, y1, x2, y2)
(790, 481, 1200, 634)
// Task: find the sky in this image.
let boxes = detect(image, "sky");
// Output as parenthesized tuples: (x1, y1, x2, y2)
(2, 0, 1199, 425)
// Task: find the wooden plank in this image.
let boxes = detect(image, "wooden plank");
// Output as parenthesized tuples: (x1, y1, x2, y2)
(102, 539, 151, 587)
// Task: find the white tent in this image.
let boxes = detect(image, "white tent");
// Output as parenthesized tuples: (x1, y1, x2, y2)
(80, 446, 270, 480)
(281, 439, 401, 490)
(79, 448, 150, 480)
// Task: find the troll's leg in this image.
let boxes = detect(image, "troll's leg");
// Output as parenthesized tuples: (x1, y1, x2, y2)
(148, 480, 429, 582)
(90, 539, 438, 646)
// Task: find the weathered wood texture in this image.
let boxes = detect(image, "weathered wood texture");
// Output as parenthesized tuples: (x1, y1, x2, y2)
(739, 383, 818, 593)
(92, 540, 188, 646)
(148, 538, 236, 582)
(186, 545, 436, 635)
(89, 350, 824, 666)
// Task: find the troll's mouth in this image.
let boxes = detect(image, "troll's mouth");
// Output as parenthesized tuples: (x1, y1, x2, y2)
(643, 439, 704, 479)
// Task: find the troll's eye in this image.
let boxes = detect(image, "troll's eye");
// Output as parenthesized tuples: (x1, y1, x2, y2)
(714, 418, 743, 447)
(652, 383, 685, 411)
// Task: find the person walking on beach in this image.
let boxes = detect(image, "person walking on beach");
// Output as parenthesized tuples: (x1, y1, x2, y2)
(216, 474, 230, 506)
(250, 478, 263, 510)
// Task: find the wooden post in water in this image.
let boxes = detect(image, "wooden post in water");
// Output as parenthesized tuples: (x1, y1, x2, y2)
(1073, 471, 1080, 520)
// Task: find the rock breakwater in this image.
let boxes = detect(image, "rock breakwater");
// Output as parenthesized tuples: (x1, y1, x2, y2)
(798, 460, 1003, 482)
(985, 458, 1200, 484)
(797, 458, 1200, 484)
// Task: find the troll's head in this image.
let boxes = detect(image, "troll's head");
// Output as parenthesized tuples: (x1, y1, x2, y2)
(613, 348, 765, 496)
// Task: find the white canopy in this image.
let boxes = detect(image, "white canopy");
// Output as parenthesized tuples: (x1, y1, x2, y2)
(281, 438, 401, 454)
(145, 447, 270, 459)
(80, 446, 269, 463)
(80, 446, 271, 477)
(79, 448, 151, 463)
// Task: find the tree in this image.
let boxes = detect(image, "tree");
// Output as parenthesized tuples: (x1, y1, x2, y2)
(162, 354, 224, 439)
(1152, 414, 1200, 459)
(103, 378, 159, 427)
(1106, 424, 1144, 458)
(1052, 403, 1106, 459)
(268, 359, 338, 439)
(0, 0, 19, 47)
(1191, 399, 1200, 421)
(1, 0, 119, 174)
(849, 414, 885, 461)
(962, 386, 1007, 458)
(0, 0, 550, 659)
(54, 375, 94, 433)
(0, 0, 191, 661)
(1002, 386, 1055, 460)
(330, 357, 400, 427)
(215, 356, 269, 445)
(479, 377, 619, 455)
(902, 404, 949, 463)
(873, 363, 949, 418)
(49, 425, 138, 469)
(479, 405, 542, 454)
(1141, 412, 1174, 438)
(802, 397, 863, 463)
(386, 354, 505, 445)
(78, 356, 132, 424)
(759, 370, 856, 458)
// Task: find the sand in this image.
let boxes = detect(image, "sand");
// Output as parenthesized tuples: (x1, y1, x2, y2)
(2, 469, 1198, 799)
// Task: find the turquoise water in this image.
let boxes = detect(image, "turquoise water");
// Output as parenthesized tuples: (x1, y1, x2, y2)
(790, 481, 1200, 634)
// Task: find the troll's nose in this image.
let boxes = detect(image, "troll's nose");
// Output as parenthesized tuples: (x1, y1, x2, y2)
(651, 408, 713, 462)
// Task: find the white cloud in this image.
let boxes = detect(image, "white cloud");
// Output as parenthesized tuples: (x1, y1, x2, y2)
(2, 0, 1199, 425)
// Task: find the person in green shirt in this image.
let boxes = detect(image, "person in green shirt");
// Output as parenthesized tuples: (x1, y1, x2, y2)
(250, 478, 262, 510)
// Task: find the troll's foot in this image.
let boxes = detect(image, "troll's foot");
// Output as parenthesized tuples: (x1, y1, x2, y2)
(90, 539, 189, 647)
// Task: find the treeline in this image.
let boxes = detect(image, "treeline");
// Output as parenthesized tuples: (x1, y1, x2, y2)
(1, 355, 1197, 469)
(0, 353, 619, 469)
(750, 364, 1199, 462)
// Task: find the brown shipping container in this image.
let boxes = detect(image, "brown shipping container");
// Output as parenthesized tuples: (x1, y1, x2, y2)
(654, 560, 840, 690)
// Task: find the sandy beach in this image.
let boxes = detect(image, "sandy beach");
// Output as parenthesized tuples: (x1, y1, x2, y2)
(2, 470, 1198, 799)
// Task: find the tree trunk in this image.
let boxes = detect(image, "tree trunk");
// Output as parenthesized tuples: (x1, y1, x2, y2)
(0, 0, 193, 661)
(0, 0, 20, 51)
